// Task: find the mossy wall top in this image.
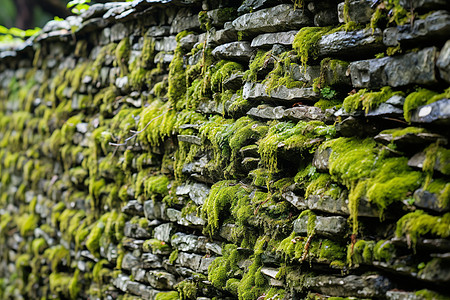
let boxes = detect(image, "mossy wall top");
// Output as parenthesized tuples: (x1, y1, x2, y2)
(1, 0, 450, 299)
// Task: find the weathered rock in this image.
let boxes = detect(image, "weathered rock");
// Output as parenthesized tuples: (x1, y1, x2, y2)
(206, 8, 236, 27)
(171, 233, 207, 253)
(124, 222, 152, 239)
(410, 99, 450, 125)
(122, 200, 145, 216)
(337, 0, 374, 24)
(110, 23, 129, 42)
(223, 73, 243, 90)
(299, 274, 393, 298)
(145, 26, 171, 37)
(250, 30, 297, 48)
(199, 256, 215, 273)
(418, 258, 450, 283)
(408, 149, 450, 175)
(176, 251, 202, 271)
(243, 82, 319, 103)
(312, 148, 332, 171)
(383, 11, 450, 47)
(166, 208, 205, 228)
(247, 105, 285, 120)
(144, 199, 166, 220)
(212, 42, 254, 63)
(141, 253, 163, 269)
(293, 214, 347, 237)
(399, 0, 448, 10)
(412, 189, 449, 212)
(113, 274, 131, 292)
(314, 10, 339, 27)
(170, 8, 200, 34)
(208, 27, 238, 46)
(232, 4, 312, 35)
(154, 223, 173, 242)
(282, 190, 308, 210)
(375, 131, 446, 151)
(284, 105, 335, 123)
(350, 47, 438, 88)
(177, 135, 202, 145)
(437, 39, 450, 83)
(121, 253, 140, 270)
(175, 182, 210, 205)
(179, 34, 198, 50)
(290, 64, 321, 85)
(146, 270, 177, 290)
(318, 28, 384, 58)
(366, 103, 403, 117)
(155, 36, 177, 52)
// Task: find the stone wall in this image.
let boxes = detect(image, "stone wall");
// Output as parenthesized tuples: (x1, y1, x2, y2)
(0, 0, 450, 299)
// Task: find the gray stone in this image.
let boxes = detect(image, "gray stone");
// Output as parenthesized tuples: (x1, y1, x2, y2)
(337, 0, 374, 24)
(418, 258, 450, 283)
(113, 274, 131, 292)
(146, 270, 177, 290)
(318, 28, 384, 58)
(313, 148, 332, 171)
(384, 11, 450, 47)
(366, 103, 403, 117)
(284, 105, 335, 123)
(206, 242, 222, 255)
(243, 82, 319, 102)
(437, 39, 450, 83)
(251, 31, 297, 48)
(199, 256, 215, 274)
(290, 64, 321, 85)
(386, 290, 424, 300)
(314, 10, 339, 27)
(122, 200, 144, 216)
(261, 267, 279, 279)
(410, 99, 450, 125)
(408, 150, 449, 175)
(282, 191, 308, 210)
(170, 8, 200, 34)
(376, 131, 446, 150)
(171, 233, 206, 253)
(175, 182, 210, 206)
(177, 135, 202, 145)
(180, 34, 199, 50)
(412, 189, 449, 212)
(124, 222, 151, 239)
(247, 105, 285, 120)
(141, 253, 163, 269)
(145, 26, 171, 37)
(166, 208, 205, 228)
(232, 4, 312, 35)
(208, 28, 239, 46)
(121, 253, 140, 270)
(350, 47, 438, 88)
(144, 199, 166, 220)
(110, 23, 129, 42)
(154, 52, 175, 65)
(212, 42, 254, 63)
(293, 214, 347, 237)
(132, 268, 147, 283)
(155, 36, 177, 52)
(154, 223, 173, 242)
(176, 252, 202, 271)
(300, 274, 393, 298)
(223, 73, 243, 91)
(207, 8, 235, 27)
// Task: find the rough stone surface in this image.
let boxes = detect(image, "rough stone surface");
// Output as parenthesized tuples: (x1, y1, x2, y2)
(410, 99, 450, 125)
(337, 0, 374, 24)
(243, 82, 320, 102)
(293, 214, 348, 237)
(350, 47, 438, 88)
(250, 31, 297, 48)
(232, 4, 312, 35)
(211, 42, 254, 62)
(437, 39, 450, 83)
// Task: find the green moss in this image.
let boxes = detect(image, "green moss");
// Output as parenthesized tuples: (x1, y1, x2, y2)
(415, 289, 450, 300)
(49, 273, 72, 298)
(115, 37, 131, 76)
(168, 249, 179, 264)
(44, 245, 70, 271)
(68, 269, 80, 300)
(396, 210, 450, 247)
(143, 239, 171, 254)
(16, 213, 39, 237)
(155, 291, 179, 300)
(176, 280, 197, 300)
(244, 50, 271, 82)
(258, 120, 335, 175)
(85, 221, 104, 257)
(343, 87, 404, 113)
(293, 27, 335, 67)
(373, 240, 395, 262)
(426, 179, 450, 209)
(380, 126, 427, 138)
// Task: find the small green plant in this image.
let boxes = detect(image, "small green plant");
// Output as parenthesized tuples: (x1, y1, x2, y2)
(320, 87, 337, 100)
(67, 0, 91, 14)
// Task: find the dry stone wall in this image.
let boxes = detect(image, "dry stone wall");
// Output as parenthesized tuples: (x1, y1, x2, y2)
(0, 0, 450, 299)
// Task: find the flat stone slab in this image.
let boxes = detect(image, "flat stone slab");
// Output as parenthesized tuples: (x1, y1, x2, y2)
(232, 4, 312, 35)
(383, 11, 450, 47)
(175, 182, 210, 205)
(317, 28, 384, 58)
(437, 39, 450, 83)
(350, 47, 438, 88)
(171, 232, 207, 253)
(211, 41, 254, 63)
(293, 214, 347, 237)
(251, 30, 297, 48)
(410, 99, 450, 125)
(243, 82, 320, 102)
(337, 0, 374, 24)
(375, 131, 446, 150)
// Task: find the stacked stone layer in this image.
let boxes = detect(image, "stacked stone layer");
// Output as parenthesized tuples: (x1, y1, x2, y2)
(0, 0, 449, 299)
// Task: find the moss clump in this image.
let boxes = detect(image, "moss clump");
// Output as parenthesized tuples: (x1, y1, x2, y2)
(403, 88, 450, 122)
(293, 27, 335, 67)
(176, 280, 197, 300)
(380, 126, 427, 138)
(396, 210, 450, 247)
(343, 87, 404, 113)
(258, 120, 335, 175)
(347, 240, 375, 266)
(49, 273, 72, 299)
(426, 179, 450, 209)
(143, 239, 171, 254)
(322, 137, 423, 233)
(415, 289, 450, 300)
(115, 37, 131, 76)
(263, 51, 303, 93)
(244, 50, 271, 82)
(155, 291, 179, 300)
(373, 240, 396, 262)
